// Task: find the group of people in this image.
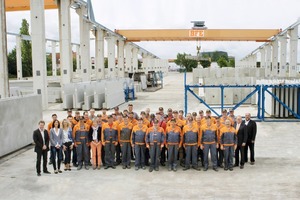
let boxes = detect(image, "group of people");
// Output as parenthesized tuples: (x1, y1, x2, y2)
(33, 104, 257, 176)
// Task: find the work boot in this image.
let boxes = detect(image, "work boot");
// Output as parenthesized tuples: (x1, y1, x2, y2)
(192, 166, 200, 171)
(183, 167, 190, 171)
(229, 168, 233, 171)
(213, 168, 218, 172)
(104, 166, 109, 169)
(155, 167, 159, 171)
(173, 166, 177, 172)
(122, 165, 126, 169)
(142, 166, 146, 170)
(224, 168, 228, 171)
(85, 165, 89, 170)
(240, 165, 244, 169)
(77, 165, 82, 170)
(149, 167, 153, 172)
(203, 168, 208, 171)
(135, 166, 139, 171)
(127, 165, 131, 169)
(168, 166, 172, 171)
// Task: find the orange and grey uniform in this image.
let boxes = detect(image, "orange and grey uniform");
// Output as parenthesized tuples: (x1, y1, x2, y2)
(166, 126, 182, 168)
(101, 122, 118, 167)
(73, 123, 90, 167)
(220, 126, 237, 169)
(216, 123, 225, 167)
(146, 127, 165, 169)
(118, 122, 133, 167)
(220, 117, 234, 126)
(200, 124, 218, 169)
(131, 125, 147, 168)
(182, 124, 200, 168)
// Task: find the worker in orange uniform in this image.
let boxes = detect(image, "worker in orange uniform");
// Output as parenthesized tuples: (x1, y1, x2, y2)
(118, 115, 133, 169)
(101, 115, 118, 169)
(83, 111, 93, 127)
(201, 110, 216, 125)
(73, 116, 91, 170)
(220, 119, 237, 171)
(128, 112, 138, 127)
(146, 119, 165, 172)
(220, 109, 234, 126)
(166, 118, 182, 171)
(200, 117, 218, 171)
(194, 115, 204, 167)
(182, 117, 201, 171)
(131, 118, 148, 170)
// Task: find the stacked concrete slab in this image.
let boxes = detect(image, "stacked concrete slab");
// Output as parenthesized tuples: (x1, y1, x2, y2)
(193, 67, 264, 105)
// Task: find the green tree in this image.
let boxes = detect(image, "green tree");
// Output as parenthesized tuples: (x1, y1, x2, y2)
(228, 58, 235, 67)
(7, 48, 17, 77)
(174, 53, 198, 72)
(200, 60, 211, 68)
(217, 56, 228, 67)
(20, 19, 32, 77)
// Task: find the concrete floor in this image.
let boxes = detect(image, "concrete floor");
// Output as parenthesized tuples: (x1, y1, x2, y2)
(1, 72, 300, 199)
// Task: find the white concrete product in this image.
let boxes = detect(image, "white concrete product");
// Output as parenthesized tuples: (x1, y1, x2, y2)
(260, 48, 266, 69)
(132, 47, 138, 73)
(125, 44, 132, 73)
(91, 81, 105, 109)
(47, 86, 61, 103)
(73, 82, 90, 109)
(106, 36, 116, 78)
(16, 35, 23, 79)
(51, 41, 57, 77)
(0, 95, 42, 157)
(289, 26, 298, 77)
(95, 29, 105, 80)
(62, 83, 75, 109)
(59, 0, 73, 85)
(265, 44, 272, 77)
(30, 0, 48, 109)
(0, 0, 9, 99)
(279, 33, 287, 77)
(271, 40, 279, 77)
(102, 79, 125, 109)
(82, 82, 96, 110)
(140, 75, 147, 90)
(78, 8, 91, 82)
(117, 40, 125, 78)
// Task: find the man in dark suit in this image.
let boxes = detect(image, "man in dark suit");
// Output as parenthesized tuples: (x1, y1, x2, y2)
(244, 113, 257, 165)
(234, 116, 247, 169)
(33, 120, 51, 176)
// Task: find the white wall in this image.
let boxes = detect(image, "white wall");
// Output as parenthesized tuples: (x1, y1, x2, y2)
(0, 95, 42, 157)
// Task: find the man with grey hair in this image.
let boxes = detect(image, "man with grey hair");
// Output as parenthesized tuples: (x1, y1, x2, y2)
(234, 115, 247, 169)
(244, 113, 257, 165)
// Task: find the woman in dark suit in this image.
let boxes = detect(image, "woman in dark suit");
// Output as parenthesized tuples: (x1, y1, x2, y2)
(50, 120, 64, 174)
(33, 120, 51, 176)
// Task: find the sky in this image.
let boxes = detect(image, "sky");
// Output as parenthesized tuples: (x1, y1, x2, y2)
(5, 0, 300, 60)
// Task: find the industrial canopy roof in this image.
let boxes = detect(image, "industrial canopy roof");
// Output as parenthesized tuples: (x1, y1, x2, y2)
(5, 0, 57, 11)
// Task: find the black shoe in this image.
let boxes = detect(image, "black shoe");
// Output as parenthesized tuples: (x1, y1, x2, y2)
(229, 168, 233, 171)
(213, 168, 218, 172)
(58, 170, 62, 173)
(85, 166, 89, 170)
(111, 166, 116, 169)
(43, 171, 51, 174)
(250, 162, 255, 165)
(180, 162, 185, 167)
(160, 162, 166, 166)
(155, 167, 159, 171)
(149, 167, 153, 172)
(219, 164, 224, 168)
(122, 165, 126, 169)
(37, 173, 41, 176)
(135, 166, 139, 171)
(127, 165, 131, 169)
(192, 166, 200, 171)
(48, 161, 52, 165)
(240, 165, 244, 169)
(168, 166, 172, 171)
(104, 166, 109, 169)
(73, 163, 78, 167)
(224, 168, 228, 171)
(77, 165, 82, 170)
(183, 167, 190, 171)
(203, 168, 208, 171)
(54, 171, 58, 174)
(234, 164, 239, 167)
